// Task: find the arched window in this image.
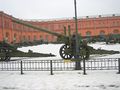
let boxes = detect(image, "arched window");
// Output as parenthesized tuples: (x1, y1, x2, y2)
(34, 35, 36, 41)
(86, 31, 91, 41)
(86, 31, 91, 36)
(46, 35, 48, 42)
(99, 30, 105, 36)
(40, 35, 43, 40)
(13, 33, 17, 43)
(99, 31, 105, 41)
(5, 32, 9, 42)
(113, 29, 119, 34)
(28, 35, 30, 41)
(23, 35, 26, 42)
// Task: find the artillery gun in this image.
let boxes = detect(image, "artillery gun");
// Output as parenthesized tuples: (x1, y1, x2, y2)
(12, 18, 90, 60)
(0, 41, 55, 61)
(106, 34, 120, 44)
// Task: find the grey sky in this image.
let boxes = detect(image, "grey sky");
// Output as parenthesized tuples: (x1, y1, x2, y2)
(0, 0, 120, 19)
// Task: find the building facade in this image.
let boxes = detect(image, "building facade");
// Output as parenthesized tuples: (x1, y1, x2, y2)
(0, 11, 120, 44)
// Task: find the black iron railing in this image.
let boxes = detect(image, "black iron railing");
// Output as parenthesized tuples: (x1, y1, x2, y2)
(0, 58, 119, 71)
(85, 58, 118, 70)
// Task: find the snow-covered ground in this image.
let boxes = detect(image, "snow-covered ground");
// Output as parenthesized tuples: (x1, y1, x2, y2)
(17, 44, 63, 60)
(0, 70, 120, 90)
(0, 42, 120, 90)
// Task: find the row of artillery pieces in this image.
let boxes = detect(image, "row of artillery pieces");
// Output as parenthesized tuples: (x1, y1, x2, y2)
(0, 18, 119, 61)
(0, 41, 119, 61)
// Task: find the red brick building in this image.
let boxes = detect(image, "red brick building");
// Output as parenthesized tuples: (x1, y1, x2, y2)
(0, 11, 120, 44)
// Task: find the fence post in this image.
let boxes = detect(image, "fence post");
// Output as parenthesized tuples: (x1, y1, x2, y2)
(117, 58, 120, 74)
(83, 58, 87, 75)
(50, 60, 53, 75)
(20, 61, 24, 75)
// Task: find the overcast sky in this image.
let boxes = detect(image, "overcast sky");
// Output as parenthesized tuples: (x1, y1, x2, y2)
(0, 0, 120, 20)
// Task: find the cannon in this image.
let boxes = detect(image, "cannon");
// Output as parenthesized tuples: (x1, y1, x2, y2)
(11, 18, 90, 60)
(106, 34, 120, 44)
(0, 41, 55, 61)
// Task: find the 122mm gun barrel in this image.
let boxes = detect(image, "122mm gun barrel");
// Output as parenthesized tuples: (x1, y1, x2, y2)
(12, 18, 66, 38)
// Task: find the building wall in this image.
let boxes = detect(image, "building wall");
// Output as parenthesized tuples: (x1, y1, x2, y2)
(0, 12, 3, 41)
(31, 16, 120, 39)
(0, 11, 13, 43)
(0, 11, 120, 44)
(0, 12, 46, 44)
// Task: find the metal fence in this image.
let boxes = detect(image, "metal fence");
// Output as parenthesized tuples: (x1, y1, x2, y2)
(85, 58, 118, 70)
(0, 58, 119, 71)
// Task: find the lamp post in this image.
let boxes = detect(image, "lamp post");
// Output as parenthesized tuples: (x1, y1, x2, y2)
(74, 0, 81, 70)
(74, 0, 78, 34)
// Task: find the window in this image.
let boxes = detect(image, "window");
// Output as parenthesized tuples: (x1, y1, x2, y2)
(34, 35, 36, 41)
(23, 35, 26, 42)
(46, 35, 48, 42)
(13, 23, 17, 30)
(28, 35, 30, 41)
(40, 35, 43, 40)
(55, 24, 59, 30)
(86, 31, 91, 41)
(117, 21, 119, 25)
(99, 31, 105, 40)
(59, 25, 61, 28)
(5, 32, 9, 42)
(13, 33, 17, 43)
(112, 21, 119, 26)
(86, 31, 91, 36)
(4, 20, 10, 29)
(99, 31, 105, 36)
(86, 22, 90, 28)
(113, 29, 119, 34)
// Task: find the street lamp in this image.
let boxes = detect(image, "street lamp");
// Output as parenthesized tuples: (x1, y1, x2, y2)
(74, 0, 78, 35)
(74, 0, 81, 70)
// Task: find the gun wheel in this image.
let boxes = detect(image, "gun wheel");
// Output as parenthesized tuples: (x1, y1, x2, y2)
(59, 44, 73, 59)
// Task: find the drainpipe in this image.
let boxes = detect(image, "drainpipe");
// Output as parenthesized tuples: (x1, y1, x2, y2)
(1, 12, 5, 41)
